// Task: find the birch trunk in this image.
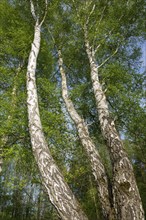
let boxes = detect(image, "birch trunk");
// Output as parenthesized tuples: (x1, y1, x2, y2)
(26, 18, 88, 220)
(58, 49, 115, 220)
(84, 27, 144, 220)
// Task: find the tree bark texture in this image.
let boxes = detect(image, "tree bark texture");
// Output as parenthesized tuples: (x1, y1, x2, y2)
(84, 27, 144, 220)
(26, 21, 88, 220)
(58, 49, 115, 220)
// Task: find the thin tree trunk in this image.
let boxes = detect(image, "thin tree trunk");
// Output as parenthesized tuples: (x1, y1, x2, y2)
(58, 49, 115, 220)
(26, 3, 88, 219)
(89, 175, 99, 220)
(84, 26, 144, 220)
(0, 149, 3, 173)
(36, 190, 42, 220)
(0, 64, 22, 173)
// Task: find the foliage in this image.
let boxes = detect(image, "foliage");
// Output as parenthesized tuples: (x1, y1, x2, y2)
(0, 0, 146, 219)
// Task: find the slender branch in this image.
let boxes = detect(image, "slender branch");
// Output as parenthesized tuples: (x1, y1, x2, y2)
(98, 47, 119, 69)
(30, 0, 48, 26)
(92, 6, 106, 47)
(98, 6, 106, 26)
(86, 4, 96, 25)
(40, 0, 48, 26)
(94, 44, 101, 54)
(47, 27, 56, 44)
(30, 0, 37, 21)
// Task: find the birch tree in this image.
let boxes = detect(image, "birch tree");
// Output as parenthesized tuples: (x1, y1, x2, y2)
(57, 49, 115, 219)
(69, 0, 145, 219)
(26, 1, 88, 219)
(84, 26, 144, 220)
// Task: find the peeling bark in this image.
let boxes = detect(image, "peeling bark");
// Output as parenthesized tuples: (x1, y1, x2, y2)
(26, 5, 88, 220)
(58, 49, 115, 220)
(84, 26, 144, 220)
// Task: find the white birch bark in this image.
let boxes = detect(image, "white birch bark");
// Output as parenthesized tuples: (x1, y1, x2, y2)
(58, 49, 115, 220)
(26, 3, 88, 219)
(84, 26, 144, 220)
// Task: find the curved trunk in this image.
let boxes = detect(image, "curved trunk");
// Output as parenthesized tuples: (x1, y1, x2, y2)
(26, 22, 88, 220)
(58, 49, 115, 220)
(84, 27, 144, 220)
